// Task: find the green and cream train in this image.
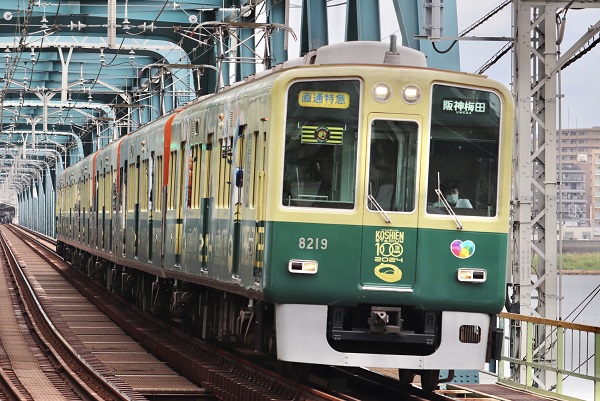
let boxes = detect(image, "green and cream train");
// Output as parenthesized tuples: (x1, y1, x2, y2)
(56, 40, 514, 385)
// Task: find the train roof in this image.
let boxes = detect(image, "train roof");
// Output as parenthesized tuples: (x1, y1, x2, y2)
(238, 40, 428, 85)
(61, 42, 431, 177)
(282, 41, 428, 68)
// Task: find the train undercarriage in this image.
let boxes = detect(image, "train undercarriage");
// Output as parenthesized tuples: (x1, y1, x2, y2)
(61, 244, 277, 352)
(58, 243, 499, 392)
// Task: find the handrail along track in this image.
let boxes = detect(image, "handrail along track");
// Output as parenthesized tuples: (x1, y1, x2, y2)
(498, 311, 600, 401)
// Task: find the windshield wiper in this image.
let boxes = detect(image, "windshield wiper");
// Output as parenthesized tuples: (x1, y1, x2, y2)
(368, 194, 392, 223)
(434, 188, 463, 230)
(367, 193, 391, 224)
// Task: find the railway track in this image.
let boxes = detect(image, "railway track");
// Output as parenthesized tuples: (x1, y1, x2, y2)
(5, 224, 460, 401)
(0, 225, 204, 400)
(0, 227, 135, 400)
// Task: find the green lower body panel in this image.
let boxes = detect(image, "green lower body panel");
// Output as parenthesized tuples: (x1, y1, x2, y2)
(263, 221, 507, 314)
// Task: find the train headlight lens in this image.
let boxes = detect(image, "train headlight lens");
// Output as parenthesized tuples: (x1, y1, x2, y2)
(372, 83, 392, 103)
(288, 259, 318, 274)
(457, 268, 487, 283)
(401, 84, 421, 104)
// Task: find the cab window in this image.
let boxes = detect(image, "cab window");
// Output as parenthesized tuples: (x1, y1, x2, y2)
(282, 79, 360, 209)
(368, 120, 418, 212)
(427, 85, 502, 217)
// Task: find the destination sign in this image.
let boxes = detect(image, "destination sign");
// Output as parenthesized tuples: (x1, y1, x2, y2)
(298, 91, 350, 109)
(442, 99, 487, 115)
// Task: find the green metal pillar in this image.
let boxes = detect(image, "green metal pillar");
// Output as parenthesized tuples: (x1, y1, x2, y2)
(345, 0, 381, 41)
(267, 0, 288, 66)
(300, 0, 328, 54)
(390, 0, 460, 70)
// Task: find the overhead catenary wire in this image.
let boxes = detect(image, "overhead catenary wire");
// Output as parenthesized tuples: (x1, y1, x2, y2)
(432, 0, 511, 55)
(3, 1, 285, 158)
(64, 1, 281, 143)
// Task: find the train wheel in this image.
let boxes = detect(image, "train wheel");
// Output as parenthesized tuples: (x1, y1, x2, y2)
(398, 369, 415, 385)
(419, 369, 439, 392)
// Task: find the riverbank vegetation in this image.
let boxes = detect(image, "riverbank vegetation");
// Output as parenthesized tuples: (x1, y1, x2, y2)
(529, 253, 600, 272)
(560, 253, 600, 271)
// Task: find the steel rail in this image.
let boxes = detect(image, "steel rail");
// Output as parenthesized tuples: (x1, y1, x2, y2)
(0, 228, 136, 401)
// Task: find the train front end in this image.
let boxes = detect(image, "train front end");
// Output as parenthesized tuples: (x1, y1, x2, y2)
(261, 43, 514, 371)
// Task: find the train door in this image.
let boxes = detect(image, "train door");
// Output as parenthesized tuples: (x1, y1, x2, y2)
(148, 153, 154, 262)
(175, 142, 186, 266)
(231, 126, 246, 278)
(121, 164, 127, 256)
(134, 155, 140, 258)
(77, 178, 82, 242)
(184, 143, 202, 273)
(110, 168, 115, 252)
(201, 134, 213, 271)
(251, 130, 265, 281)
(98, 168, 107, 250)
(360, 115, 421, 291)
(95, 171, 99, 248)
(81, 177, 86, 243)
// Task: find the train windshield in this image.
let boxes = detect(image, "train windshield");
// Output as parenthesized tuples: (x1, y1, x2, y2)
(282, 79, 360, 209)
(427, 84, 502, 217)
(367, 120, 419, 212)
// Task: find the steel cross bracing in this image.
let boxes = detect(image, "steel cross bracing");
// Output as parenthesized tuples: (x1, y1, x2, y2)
(0, 0, 293, 219)
(512, 0, 600, 392)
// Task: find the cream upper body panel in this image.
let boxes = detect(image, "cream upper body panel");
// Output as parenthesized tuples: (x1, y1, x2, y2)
(264, 64, 513, 234)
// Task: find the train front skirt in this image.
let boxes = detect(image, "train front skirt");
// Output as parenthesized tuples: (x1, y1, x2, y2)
(275, 304, 489, 369)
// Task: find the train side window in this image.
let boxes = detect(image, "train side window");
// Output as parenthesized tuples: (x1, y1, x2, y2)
(236, 125, 247, 205)
(83, 175, 89, 211)
(95, 171, 99, 214)
(98, 172, 104, 214)
(128, 161, 136, 212)
(155, 156, 163, 212)
(217, 139, 224, 207)
(187, 145, 201, 209)
(109, 168, 114, 214)
(427, 85, 501, 217)
(193, 145, 201, 207)
(168, 150, 177, 210)
(82, 175, 88, 240)
(120, 165, 126, 213)
(282, 79, 360, 209)
(141, 159, 149, 212)
(76, 176, 82, 213)
(189, 144, 202, 209)
(177, 142, 186, 213)
(250, 130, 259, 208)
(217, 137, 233, 209)
(148, 153, 154, 212)
(203, 134, 213, 199)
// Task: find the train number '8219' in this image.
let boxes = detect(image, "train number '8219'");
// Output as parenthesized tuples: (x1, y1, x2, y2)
(298, 237, 328, 250)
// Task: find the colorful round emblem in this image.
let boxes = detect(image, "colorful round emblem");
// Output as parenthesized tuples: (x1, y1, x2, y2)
(314, 127, 330, 143)
(450, 240, 475, 259)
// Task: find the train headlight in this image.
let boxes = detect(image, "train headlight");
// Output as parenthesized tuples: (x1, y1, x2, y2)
(457, 268, 487, 283)
(288, 259, 318, 274)
(401, 84, 421, 104)
(372, 83, 392, 103)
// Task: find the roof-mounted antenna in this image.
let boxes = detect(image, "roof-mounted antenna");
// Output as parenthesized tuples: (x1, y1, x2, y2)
(383, 35, 402, 65)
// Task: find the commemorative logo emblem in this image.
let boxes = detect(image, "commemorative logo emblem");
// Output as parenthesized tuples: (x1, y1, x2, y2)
(314, 127, 330, 143)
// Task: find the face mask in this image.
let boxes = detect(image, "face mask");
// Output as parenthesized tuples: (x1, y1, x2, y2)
(446, 193, 458, 203)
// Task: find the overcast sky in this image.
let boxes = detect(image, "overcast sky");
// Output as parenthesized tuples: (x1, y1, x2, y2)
(288, 1, 600, 129)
